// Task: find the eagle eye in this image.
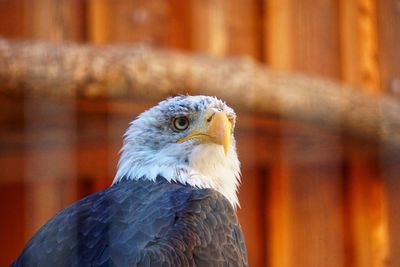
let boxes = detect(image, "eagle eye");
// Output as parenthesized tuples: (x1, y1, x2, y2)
(173, 116, 189, 131)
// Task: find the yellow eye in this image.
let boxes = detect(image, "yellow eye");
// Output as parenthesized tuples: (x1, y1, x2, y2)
(173, 116, 189, 131)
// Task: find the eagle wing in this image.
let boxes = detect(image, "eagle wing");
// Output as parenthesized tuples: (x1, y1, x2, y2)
(12, 178, 248, 267)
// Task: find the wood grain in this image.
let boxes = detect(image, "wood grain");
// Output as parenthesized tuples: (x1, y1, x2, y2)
(279, 125, 345, 267)
(265, 0, 341, 79)
(0, 0, 26, 39)
(23, 97, 77, 236)
(344, 149, 389, 267)
(24, 0, 85, 41)
(236, 117, 269, 267)
(0, 183, 25, 266)
(192, 0, 261, 59)
(381, 149, 400, 267)
(339, 0, 381, 92)
(87, 0, 168, 45)
(166, 0, 192, 50)
(376, 0, 400, 94)
(264, 0, 292, 69)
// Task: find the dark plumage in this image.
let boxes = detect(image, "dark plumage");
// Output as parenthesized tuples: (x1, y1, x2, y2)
(12, 95, 248, 266)
(12, 178, 247, 267)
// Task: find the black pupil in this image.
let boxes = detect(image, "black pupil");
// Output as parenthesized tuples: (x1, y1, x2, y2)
(178, 118, 187, 127)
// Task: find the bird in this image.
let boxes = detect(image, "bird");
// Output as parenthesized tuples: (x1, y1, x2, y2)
(12, 95, 248, 267)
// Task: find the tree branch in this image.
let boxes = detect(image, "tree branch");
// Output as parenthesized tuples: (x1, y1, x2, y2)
(0, 38, 399, 149)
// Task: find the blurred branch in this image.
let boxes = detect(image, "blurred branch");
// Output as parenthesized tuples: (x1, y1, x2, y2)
(0, 38, 399, 149)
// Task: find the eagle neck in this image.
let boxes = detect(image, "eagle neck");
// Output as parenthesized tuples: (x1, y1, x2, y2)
(113, 143, 240, 208)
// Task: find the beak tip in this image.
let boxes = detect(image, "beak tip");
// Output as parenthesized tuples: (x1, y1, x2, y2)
(224, 146, 229, 155)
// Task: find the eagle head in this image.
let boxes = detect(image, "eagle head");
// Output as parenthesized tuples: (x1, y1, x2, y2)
(114, 95, 241, 207)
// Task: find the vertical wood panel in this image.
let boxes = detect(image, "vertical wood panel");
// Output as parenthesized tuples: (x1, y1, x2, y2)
(268, 144, 291, 267)
(0, 0, 26, 38)
(345, 150, 389, 267)
(76, 101, 116, 192)
(381, 152, 400, 267)
(265, 0, 341, 79)
(274, 128, 345, 267)
(87, 0, 110, 43)
(236, 121, 268, 267)
(0, 184, 25, 266)
(24, 98, 77, 237)
(290, 0, 341, 78)
(264, 0, 293, 69)
(237, 167, 265, 267)
(166, 0, 192, 50)
(192, 0, 261, 59)
(376, 0, 400, 93)
(88, 0, 168, 45)
(339, 0, 361, 87)
(24, 0, 85, 41)
(339, 0, 381, 92)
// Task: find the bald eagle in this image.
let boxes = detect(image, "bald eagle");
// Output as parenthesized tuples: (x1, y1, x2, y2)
(12, 95, 248, 267)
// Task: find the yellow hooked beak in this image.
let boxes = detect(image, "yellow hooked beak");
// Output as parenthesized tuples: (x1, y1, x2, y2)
(177, 111, 232, 155)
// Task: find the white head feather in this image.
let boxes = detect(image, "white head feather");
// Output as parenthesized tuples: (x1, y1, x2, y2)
(113, 95, 241, 207)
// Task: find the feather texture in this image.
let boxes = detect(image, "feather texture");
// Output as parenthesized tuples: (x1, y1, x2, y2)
(12, 178, 248, 267)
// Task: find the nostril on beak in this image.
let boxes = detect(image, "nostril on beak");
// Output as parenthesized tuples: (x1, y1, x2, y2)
(206, 113, 215, 123)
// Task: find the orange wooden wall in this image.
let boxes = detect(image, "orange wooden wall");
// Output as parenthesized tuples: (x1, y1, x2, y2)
(0, 1, 399, 267)
(0, 0, 398, 93)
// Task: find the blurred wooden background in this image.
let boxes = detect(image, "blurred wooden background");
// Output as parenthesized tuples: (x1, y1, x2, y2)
(0, 1, 399, 267)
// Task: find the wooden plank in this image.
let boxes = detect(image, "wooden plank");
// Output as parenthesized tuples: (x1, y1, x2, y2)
(87, 0, 168, 45)
(264, 0, 341, 79)
(87, 0, 110, 43)
(237, 166, 266, 267)
(236, 119, 268, 267)
(267, 135, 291, 267)
(24, 0, 85, 41)
(23, 97, 78, 237)
(381, 150, 400, 267)
(0, 183, 25, 266)
(264, 0, 293, 69)
(376, 0, 400, 93)
(191, 0, 261, 59)
(166, 0, 192, 50)
(339, 0, 381, 92)
(0, 0, 26, 38)
(271, 127, 345, 267)
(339, 0, 363, 88)
(88, 0, 114, 43)
(344, 149, 389, 267)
